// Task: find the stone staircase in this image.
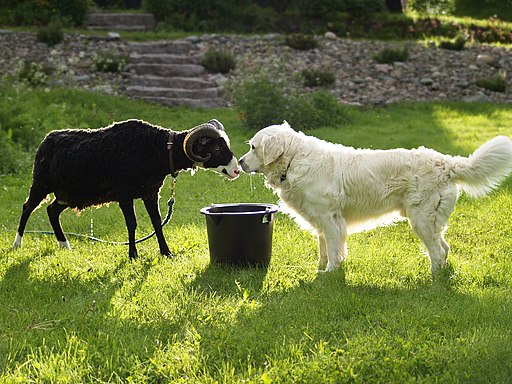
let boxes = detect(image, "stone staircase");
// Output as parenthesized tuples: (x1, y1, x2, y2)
(125, 41, 223, 108)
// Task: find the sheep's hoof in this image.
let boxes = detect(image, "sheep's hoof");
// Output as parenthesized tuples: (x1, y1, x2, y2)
(161, 249, 174, 258)
(13, 233, 22, 249)
(128, 249, 138, 260)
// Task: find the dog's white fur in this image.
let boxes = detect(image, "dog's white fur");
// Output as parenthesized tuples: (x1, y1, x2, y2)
(239, 121, 512, 274)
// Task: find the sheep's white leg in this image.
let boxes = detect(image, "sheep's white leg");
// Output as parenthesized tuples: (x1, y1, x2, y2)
(58, 240, 71, 249)
(13, 232, 23, 249)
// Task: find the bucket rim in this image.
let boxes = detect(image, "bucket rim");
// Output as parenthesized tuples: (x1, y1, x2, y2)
(200, 203, 279, 215)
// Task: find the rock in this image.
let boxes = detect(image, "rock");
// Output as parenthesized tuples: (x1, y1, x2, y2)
(107, 32, 121, 41)
(74, 75, 91, 82)
(324, 31, 337, 40)
(420, 78, 434, 86)
(375, 64, 391, 73)
(464, 92, 490, 102)
(476, 54, 499, 67)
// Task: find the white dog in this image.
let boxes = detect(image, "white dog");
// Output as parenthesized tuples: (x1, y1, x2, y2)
(239, 121, 512, 274)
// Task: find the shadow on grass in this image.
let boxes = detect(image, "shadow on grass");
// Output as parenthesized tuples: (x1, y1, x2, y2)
(0, 245, 511, 381)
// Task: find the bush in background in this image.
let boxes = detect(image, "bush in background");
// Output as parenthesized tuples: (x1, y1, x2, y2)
(201, 50, 236, 74)
(93, 52, 128, 73)
(438, 35, 466, 50)
(2, 0, 89, 26)
(16, 61, 50, 87)
(285, 33, 319, 50)
(302, 68, 336, 87)
(475, 73, 507, 93)
(36, 18, 64, 46)
(373, 47, 409, 64)
(454, 0, 512, 21)
(233, 78, 287, 130)
(233, 77, 349, 130)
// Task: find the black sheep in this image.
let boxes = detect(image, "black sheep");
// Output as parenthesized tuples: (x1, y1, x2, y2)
(13, 119, 239, 259)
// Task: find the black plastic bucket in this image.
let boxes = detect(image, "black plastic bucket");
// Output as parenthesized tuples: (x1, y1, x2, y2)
(200, 203, 279, 267)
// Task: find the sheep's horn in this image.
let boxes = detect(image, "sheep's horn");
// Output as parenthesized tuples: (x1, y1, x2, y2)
(183, 123, 223, 163)
(207, 119, 224, 131)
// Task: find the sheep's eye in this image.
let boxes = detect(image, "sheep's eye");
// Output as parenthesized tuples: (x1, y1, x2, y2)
(213, 144, 221, 153)
(251, 144, 255, 150)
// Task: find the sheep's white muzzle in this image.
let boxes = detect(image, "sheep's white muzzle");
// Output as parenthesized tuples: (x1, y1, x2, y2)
(218, 157, 240, 179)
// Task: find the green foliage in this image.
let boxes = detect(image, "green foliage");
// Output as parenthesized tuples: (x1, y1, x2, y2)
(302, 68, 336, 87)
(373, 47, 409, 64)
(36, 18, 64, 46)
(16, 61, 50, 87)
(438, 34, 466, 49)
(233, 78, 349, 130)
(6, 0, 89, 26)
(475, 73, 507, 93)
(287, 91, 350, 131)
(200, 50, 236, 74)
(285, 33, 319, 50)
(409, 0, 455, 14)
(454, 0, 512, 21)
(0, 130, 28, 175)
(92, 52, 128, 73)
(233, 78, 287, 130)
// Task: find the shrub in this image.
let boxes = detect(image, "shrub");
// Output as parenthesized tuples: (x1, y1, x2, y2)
(233, 78, 287, 129)
(285, 33, 319, 50)
(475, 73, 507, 92)
(37, 19, 64, 46)
(408, 0, 455, 14)
(287, 91, 350, 131)
(233, 77, 349, 130)
(201, 50, 236, 74)
(0, 130, 27, 175)
(16, 60, 50, 87)
(93, 52, 128, 73)
(438, 35, 466, 50)
(8, 0, 89, 26)
(302, 68, 336, 87)
(373, 47, 409, 64)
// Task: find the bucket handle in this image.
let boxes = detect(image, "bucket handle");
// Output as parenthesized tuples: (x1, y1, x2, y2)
(262, 209, 273, 224)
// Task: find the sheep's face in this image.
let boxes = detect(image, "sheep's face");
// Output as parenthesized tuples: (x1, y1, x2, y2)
(193, 136, 239, 179)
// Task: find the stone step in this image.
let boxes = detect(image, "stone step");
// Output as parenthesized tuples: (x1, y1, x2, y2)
(127, 63, 205, 77)
(129, 41, 193, 55)
(88, 25, 147, 32)
(133, 96, 223, 108)
(127, 86, 219, 99)
(130, 53, 199, 65)
(86, 13, 155, 31)
(130, 75, 216, 89)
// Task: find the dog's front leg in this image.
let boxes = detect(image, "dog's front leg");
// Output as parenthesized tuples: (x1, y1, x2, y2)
(322, 215, 347, 272)
(317, 234, 328, 271)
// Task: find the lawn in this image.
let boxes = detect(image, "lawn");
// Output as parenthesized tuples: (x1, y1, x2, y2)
(0, 87, 511, 383)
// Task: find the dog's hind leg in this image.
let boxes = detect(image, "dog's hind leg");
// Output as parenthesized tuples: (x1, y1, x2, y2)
(407, 188, 457, 274)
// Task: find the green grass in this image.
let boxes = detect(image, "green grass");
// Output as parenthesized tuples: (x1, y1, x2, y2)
(1, 87, 512, 382)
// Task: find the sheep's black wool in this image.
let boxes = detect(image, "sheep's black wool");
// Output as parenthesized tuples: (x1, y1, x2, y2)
(14, 119, 238, 259)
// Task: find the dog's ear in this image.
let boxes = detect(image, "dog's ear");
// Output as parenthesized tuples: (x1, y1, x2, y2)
(262, 134, 284, 165)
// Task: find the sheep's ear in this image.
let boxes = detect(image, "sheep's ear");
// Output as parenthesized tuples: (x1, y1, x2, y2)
(262, 135, 284, 165)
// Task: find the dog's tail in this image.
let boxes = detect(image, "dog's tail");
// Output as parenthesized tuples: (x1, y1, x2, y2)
(453, 135, 512, 198)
